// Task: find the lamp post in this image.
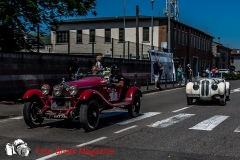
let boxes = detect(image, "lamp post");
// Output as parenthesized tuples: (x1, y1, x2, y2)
(167, 0, 171, 53)
(151, 0, 154, 50)
(123, 0, 126, 59)
(37, 24, 40, 53)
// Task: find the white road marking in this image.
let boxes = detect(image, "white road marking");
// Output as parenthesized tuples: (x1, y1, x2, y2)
(118, 112, 161, 125)
(230, 88, 240, 93)
(189, 115, 229, 131)
(234, 125, 240, 132)
(144, 87, 184, 96)
(36, 137, 107, 160)
(114, 125, 138, 134)
(9, 116, 23, 119)
(172, 107, 191, 113)
(147, 113, 195, 128)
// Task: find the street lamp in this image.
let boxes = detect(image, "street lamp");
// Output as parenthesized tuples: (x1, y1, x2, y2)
(123, 0, 126, 59)
(151, 0, 154, 50)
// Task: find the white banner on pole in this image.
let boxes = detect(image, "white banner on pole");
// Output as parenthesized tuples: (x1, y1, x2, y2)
(148, 50, 176, 83)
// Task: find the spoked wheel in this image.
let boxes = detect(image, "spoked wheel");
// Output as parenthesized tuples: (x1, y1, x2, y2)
(79, 100, 100, 132)
(127, 93, 141, 118)
(23, 102, 44, 128)
(219, 95, 226, 106)
(187, 97, 193, 105)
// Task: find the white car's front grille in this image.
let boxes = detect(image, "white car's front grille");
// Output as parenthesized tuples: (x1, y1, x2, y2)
(201, 80, 210, 96)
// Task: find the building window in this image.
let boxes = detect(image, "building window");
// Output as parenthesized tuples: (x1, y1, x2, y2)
(119, 28, 124, 42)
(56, 31, 69, 43)
(89, 29, 95, 43)
(174, 28, 177, 48)
(76, 30, 82, 43)
(185, 32, 188, 46)
(191, 34, 193, 47)
(198, 37, 201, 49)
(182, 31, 184, 45)
(143, 27, 149, 41)
(105, 29, 111, 42)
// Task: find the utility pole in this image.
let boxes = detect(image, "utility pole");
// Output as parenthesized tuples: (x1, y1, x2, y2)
(167, 0, 171, 53)
(37, 24, 40, 53)
(123, 0, 126, 59)
(151, 0, 154, 50)
(136, 5, 139, 59)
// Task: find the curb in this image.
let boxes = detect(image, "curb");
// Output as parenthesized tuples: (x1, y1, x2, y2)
(141, 85, 185, 94)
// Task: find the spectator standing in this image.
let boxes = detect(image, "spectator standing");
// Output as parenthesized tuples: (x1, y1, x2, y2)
(153, 58, 160, 89)
(185, 64, 190, 82)
(159, 63, 164, 83)
(68, 56, 80, 80)
(95, 55, 103, 73)
(177, 64, 183, 85)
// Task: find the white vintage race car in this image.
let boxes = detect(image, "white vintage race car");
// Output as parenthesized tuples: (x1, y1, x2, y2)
(186, 77, 230, 106)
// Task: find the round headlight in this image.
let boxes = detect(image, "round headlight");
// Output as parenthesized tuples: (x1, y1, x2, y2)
(69, 85, 78, 96)
(41, 84, 50, 95)
(212, 84, 218, 90)
(53, 85, 63, 96)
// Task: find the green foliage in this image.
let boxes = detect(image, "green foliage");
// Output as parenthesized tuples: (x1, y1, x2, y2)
(0, 0, 97, 51)
(222, 73, 240, 80)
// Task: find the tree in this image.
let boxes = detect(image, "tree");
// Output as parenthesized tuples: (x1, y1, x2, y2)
(0, 0, 97, 51)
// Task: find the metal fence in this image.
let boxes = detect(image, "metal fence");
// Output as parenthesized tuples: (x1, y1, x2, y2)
(45, 32, 161, 60)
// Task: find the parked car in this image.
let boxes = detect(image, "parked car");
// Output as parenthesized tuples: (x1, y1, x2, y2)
(22, 74, 142, 132)
(186, 77, 230, 106)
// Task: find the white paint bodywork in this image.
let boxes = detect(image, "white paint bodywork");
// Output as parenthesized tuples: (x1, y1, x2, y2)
(186, 78, 230, 101)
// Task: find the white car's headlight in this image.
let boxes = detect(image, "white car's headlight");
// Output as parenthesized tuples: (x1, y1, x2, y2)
(53, 85, 63, 96)
(41, 84, 51, 95)
(69, 85, 78, 96)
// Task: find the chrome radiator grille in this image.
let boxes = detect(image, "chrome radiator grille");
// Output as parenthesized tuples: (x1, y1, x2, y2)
(200, 80, 210, 96)
(51, 87, 71, 110)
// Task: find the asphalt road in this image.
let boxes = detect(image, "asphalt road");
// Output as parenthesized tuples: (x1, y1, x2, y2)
(1, 80, 240, 160)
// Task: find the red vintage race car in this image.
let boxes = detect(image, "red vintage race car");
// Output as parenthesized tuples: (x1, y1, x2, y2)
(22, 74, 142, 132)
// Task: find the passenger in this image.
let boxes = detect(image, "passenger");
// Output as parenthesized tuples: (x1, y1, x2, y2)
(109, 64, 124, 87)
(91, 66, 99, 75)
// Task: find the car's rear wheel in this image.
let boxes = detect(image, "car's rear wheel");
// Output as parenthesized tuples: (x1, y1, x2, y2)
(187, 97, 193, 105)
(219, 95, 226, 106)
(79, 100, 100, 132)
(127, 93, 141, 118)
(23, 102, 44, 128)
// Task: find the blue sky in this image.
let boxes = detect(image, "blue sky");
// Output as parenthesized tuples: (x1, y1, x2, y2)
(75, 0, 240, 49)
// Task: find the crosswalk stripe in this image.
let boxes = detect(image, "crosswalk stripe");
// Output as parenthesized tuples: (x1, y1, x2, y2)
(118, 112, 161, 125)
(234, 125, 240, 132)
(147, 113, 195, 128)
(189, 115, 229, 131)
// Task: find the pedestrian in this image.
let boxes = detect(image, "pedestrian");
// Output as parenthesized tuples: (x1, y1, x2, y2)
(68, 56, 80, 80)
(95, 55, 103, 73)
(185, 64, 192, 82)
(159, 63, 164, 83)
(153, 58, 160, 89)
(177, 64, 183, 85)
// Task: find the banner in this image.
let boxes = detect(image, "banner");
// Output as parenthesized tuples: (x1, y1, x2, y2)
(149, 50, 176, 83)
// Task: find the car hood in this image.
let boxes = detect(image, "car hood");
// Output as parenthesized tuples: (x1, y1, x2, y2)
(67, 77, 108, 87)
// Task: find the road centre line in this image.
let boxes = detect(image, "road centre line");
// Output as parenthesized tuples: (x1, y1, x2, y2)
(172, 107, 191, 113)
(114, 125, 138, 134)
(189, 115, 229, 131)
(118, 112, 161, 125)
(36, 137, 107, 160)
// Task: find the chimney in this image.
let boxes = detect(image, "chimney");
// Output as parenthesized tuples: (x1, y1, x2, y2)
(218, 37, 220, 44)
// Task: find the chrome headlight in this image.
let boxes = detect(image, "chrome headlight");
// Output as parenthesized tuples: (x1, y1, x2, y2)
(69, 85, 78, 96)
(53, 85, 63, 96)
(41, 84, 50, 95)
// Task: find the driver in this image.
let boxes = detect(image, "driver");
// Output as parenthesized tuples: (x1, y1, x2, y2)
(109, 64, 124, 87)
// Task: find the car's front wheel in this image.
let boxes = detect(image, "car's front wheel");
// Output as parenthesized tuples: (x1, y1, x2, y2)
(187, 97, 193, 105)
(79, 100, 100, 132)
(219, 95, 226, 106)
(23, 102, 44, 128)
(127, 93, 141, 118)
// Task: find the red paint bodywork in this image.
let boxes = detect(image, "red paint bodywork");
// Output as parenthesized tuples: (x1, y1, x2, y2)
(22, 76, 142, 117)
